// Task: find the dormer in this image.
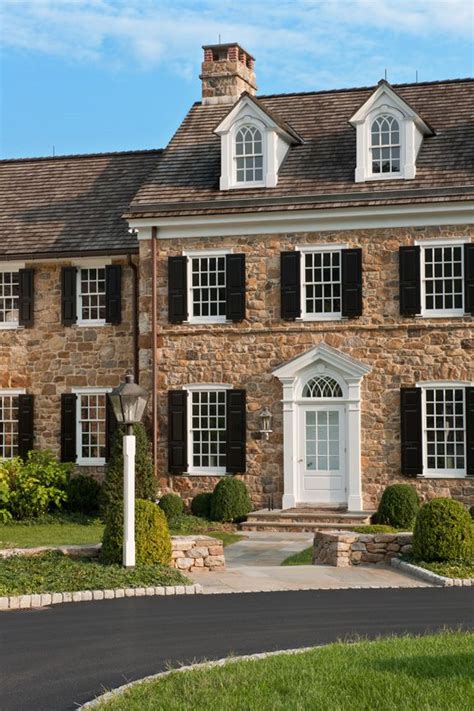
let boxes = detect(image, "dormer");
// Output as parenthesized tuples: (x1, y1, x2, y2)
(350, 80, 434, 183)
(214, 93, 302, 190)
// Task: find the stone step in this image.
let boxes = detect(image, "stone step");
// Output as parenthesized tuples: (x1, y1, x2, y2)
(241, 520, 371, 533)
(245, 510, 372, 525)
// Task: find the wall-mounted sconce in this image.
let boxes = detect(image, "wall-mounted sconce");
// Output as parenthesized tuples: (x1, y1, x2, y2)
(259, 406, 273, 440)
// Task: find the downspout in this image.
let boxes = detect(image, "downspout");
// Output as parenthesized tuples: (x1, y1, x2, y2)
(127, 253, 140, 383)
(151, 227, 158, 478)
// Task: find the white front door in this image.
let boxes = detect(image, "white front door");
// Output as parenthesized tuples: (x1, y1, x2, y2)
(299, 405, 346, 505)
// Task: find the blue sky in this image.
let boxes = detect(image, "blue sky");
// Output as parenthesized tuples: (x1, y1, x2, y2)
(1, 0, 473, 159)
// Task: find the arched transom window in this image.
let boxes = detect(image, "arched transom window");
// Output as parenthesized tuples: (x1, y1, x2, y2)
(371, 115, 400, 174)
(235, 125, 263, 183)
(302, 375, 343, 398)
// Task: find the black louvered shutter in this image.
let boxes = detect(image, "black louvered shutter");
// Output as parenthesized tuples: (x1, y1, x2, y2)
(226, 253, 246, 321)
(281, 251, 301, 319)
(400, 387, 422, 477)
(399, 246, 421, 316)
(105, 395, 117, 462)
(61, 267, 77, 325)
(464, 243, 474, 315)
(18, 394, 34, 459)
(61, 393, 77, 462)
(226, 389, 246, 474)
(341, 248, 362, 318)
(465, 387, 474, 476)
(168, 257, 188, 323)
(105, 265, 122, 325)
(18, 269, 34, 327)
(168, 390, 187, 473)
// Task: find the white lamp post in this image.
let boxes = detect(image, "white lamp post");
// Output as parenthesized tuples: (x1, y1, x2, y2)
(108, 374, 149, 568)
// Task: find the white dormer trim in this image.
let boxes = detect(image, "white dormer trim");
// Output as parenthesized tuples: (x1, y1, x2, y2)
(350, 82, 433, 183)
(214, 94, 296, 190)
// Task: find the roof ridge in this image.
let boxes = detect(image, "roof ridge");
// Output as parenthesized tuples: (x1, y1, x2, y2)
(0, 147, 163, 164)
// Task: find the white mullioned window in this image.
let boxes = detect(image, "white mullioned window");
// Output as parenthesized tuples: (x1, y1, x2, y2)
(299, 245, 345, 320)
(421, 384, 467, 477)
(420, 242, 464, 316)
(235, 125, 263, 184)
(370, 114, 400, 175)
(185, 250, 229, 323)
(77, 267, 106, 324)
(0, 390, 23, 459)
(187, 385, 230, 474)
(0, 267, 20, 328)
(75, 389, 110, 465)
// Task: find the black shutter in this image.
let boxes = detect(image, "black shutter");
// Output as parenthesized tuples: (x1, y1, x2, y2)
(281, 251, 301, 319)
(226, 253, 246, 321)
(61, 393, 77, 462)
(105, 395, 117, 462)
(400, 387, 422, 477)
(168, 257, 188, 323)
(464, 243, 474, 315)
(61, 267, 77, 325)
(226, 389, 246, 474)
(18, 394, 34, 460)
(168, 390, 187, 473)
(465, 387, 474, 476)
(105, 265, 122, 325)
(341, 248, 363, 318)
(18, 269, 34, 327)
(399, 246, 421, 316)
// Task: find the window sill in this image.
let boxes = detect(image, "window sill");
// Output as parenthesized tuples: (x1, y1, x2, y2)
(417, 473, 467, 480)
(187, 470, 228, 477)
(186, 318, 228, 325)
(417, 312, 467, 319)
(0, 323, 21, 330)
(297, 315, 343, 322)
(364, 173, 408, 182)
(77, 459, 107, 467)
(76, 321, 107, 328)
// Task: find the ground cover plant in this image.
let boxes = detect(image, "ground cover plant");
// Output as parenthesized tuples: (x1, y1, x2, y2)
(94, 631, 474, 711)
(281, 547, 313, 566)
(407, 558, 474, 579)
(351, 524, 398, 534)
(0, 551, 188, 596)
(0, 513, 104, 548)
(168, 514, 244, 546)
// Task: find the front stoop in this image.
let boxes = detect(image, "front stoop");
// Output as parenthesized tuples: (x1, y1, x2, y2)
(241, 508, 373, 532)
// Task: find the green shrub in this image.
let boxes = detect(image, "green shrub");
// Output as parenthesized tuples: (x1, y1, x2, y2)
(66, 475, 102, 515)
(101, 423, 156, 513)
(210, 478, 252, 523)
(0, 450, 70, 520)
(470, 506, 474, 521)
(413, 498, 474, 562)
(158, 493, 184, 521)
(191, 492, 213, 519)
(376, 484, 420, 529)
(101, 499, 171, 566)
(0, 470, 12, 523)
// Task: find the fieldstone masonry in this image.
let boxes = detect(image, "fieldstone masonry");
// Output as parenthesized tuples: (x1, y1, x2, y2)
(313, 530, 413, 567)
(170, 535, 225, 573)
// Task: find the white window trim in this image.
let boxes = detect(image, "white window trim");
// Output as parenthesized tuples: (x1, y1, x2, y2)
(72, 387, 112, 466)
(0, 389, 25, 460)
(296, 244, 347, 322)
(185, 384, 232, 476)
(231, 120, 266, 189)
(75, 264, 108, 328)
(417, 381, 471, 479)
(0, 262, 25, 330)
(183, 250, 231, 325)
(415, 238, 469, 318)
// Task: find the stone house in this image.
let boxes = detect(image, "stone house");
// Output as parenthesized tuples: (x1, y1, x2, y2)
(1, 43, 473, 520)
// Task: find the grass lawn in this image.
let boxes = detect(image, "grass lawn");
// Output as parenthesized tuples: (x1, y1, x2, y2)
(410, 559, 474, 579)
(350, 524, 399, 534)
(0, 514, 104, 548)
(0, 551, 188, 595)
(281, 547, 313, 566)
(169, 514, 245, 546)
(95, 631, 474, 711)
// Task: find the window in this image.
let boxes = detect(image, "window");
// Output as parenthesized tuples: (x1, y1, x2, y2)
(0, 394, 19, 459)
(190, 389, 227, 473)
(303, 375, 343, 398)
(235, 125, 263, 183)
(76, 391, 107, 464)
(371, 115, 400, 175)
(190, 255, 226, 321)
(423, 386, 466, 476)
(302, 249, 342, 319)
(0, 271, 19, 328)
(422, 244, 464, 315)
(78, 267, 106, 324)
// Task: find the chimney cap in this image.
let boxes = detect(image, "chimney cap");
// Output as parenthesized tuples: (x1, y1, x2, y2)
(202, 42, 255, 62)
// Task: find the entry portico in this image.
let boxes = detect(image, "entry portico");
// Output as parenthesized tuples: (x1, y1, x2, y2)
(273, 343, 371, 512)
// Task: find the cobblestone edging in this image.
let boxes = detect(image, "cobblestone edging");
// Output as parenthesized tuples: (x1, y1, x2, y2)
(0, 583, 203, 611)
(313, 530, 413, 567)
(391, 558, 473, 587)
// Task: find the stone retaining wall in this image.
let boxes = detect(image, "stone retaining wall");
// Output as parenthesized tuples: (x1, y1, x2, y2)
(170, 535, 225, 573)
(313, 530, 413, 567)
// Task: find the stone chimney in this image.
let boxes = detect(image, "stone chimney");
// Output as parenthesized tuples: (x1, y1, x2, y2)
(200, 43, 257, 105)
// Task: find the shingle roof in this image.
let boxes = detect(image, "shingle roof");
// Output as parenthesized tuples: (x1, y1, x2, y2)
(128, 79, 474, 218)
(0, 149, 162, 259)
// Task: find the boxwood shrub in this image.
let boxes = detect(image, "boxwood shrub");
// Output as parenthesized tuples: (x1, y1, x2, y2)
(191, 492, 213, 519)
(158, 493, 184, 521)
(66, 474, 101, 515)
(376, 484, 420, 529)
(413, 497, 474, 562)
(210, 478, 252, 523)
(101, 499, 171, 566)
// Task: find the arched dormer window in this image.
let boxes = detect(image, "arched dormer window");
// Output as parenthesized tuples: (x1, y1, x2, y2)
(302, 375, 343, 398)
(370, 115, 400, 175)
(235, 125, 263, 184)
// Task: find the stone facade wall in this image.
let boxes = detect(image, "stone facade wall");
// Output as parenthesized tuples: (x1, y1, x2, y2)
(170, 535, 225, 572)
(313, 530, 413, 566)
(0, 256, 136, 476)
(139, 224, 474, 511)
